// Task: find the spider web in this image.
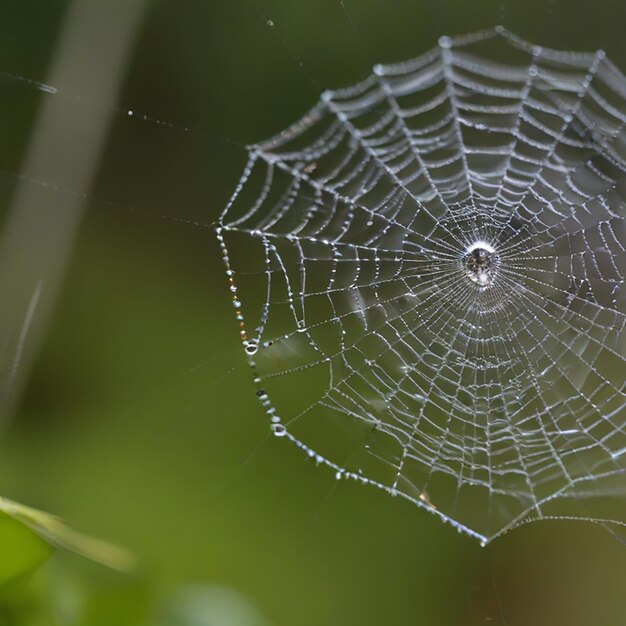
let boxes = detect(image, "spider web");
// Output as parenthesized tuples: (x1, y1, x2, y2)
(216, 26, 626, 544)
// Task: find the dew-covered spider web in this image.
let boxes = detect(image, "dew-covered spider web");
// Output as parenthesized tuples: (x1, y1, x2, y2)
(216, 26, 626, 544)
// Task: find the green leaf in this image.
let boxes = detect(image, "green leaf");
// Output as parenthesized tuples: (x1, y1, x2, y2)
(0, 497, 134, 572)
(0, 510, 52, 589)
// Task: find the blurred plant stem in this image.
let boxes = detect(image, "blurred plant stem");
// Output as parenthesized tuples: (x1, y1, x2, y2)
(0, 0, 149, 431)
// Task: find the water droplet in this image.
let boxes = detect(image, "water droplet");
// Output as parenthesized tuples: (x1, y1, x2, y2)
(462, 241, 498, 289)
(272, 423, 286, 437)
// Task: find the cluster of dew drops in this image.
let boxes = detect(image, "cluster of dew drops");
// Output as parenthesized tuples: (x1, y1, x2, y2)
(215, 226, 287, 438)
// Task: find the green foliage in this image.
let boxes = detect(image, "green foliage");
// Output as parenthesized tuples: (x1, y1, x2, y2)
(0, 511, 51, 591)
(152, 586, 271, 626)
(0, 498, 133, 573)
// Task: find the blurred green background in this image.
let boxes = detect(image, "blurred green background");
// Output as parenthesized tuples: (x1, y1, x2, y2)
(1, 0, 626, 624)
